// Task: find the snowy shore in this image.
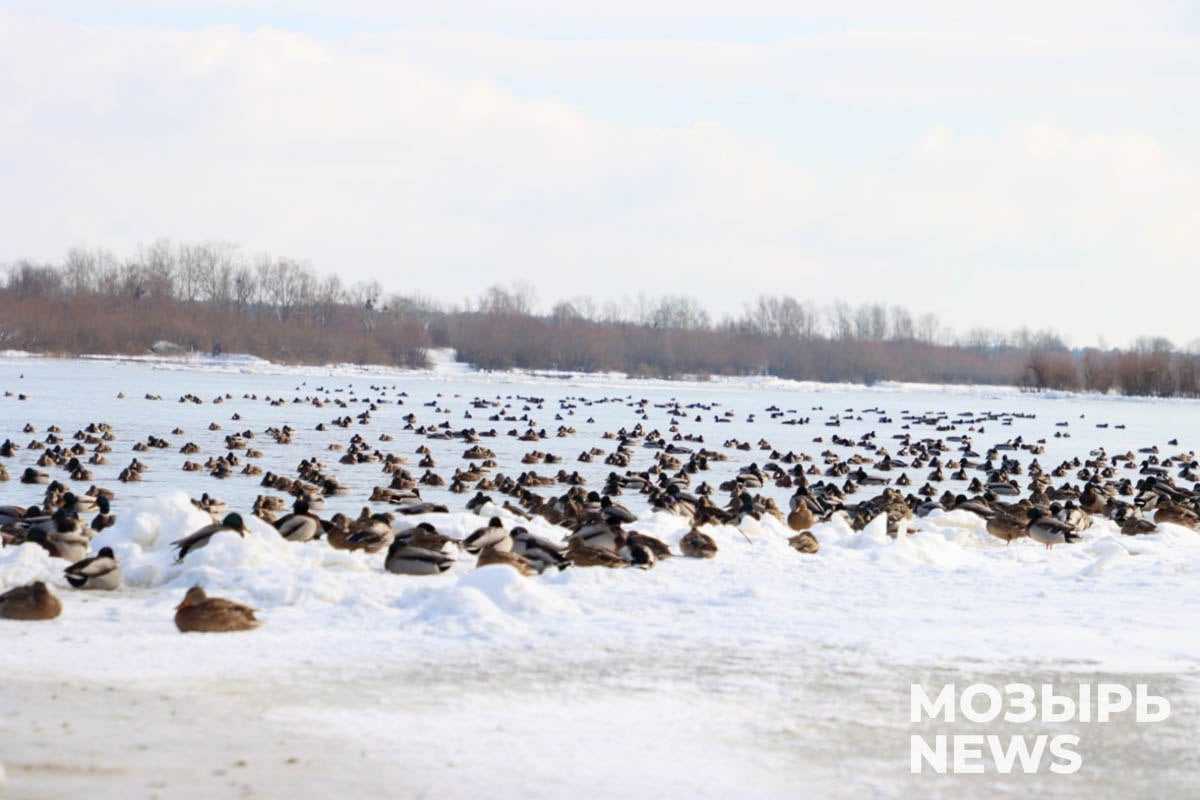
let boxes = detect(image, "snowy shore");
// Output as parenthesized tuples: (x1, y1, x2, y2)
(3, 355, 1200, 797)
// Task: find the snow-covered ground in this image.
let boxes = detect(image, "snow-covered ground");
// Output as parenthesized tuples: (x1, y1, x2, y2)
(1, 353, 1199, 798)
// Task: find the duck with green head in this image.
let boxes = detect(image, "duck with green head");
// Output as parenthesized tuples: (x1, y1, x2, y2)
(171, 512, 248, 563)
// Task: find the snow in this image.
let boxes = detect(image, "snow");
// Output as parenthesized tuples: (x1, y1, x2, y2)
(2, 354, 1200, 797)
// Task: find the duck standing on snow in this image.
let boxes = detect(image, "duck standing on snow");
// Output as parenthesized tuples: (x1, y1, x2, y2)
(64, 546, 122, 590)
(174, 586, 261, 633)
(0, 581, 62, 620)
(985, 509, 1029, 545)
(172, 512, 249, 562)
(1026, 509, 1082, 550)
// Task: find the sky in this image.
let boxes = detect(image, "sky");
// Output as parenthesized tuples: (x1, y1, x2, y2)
(1, 2, 1197, 348)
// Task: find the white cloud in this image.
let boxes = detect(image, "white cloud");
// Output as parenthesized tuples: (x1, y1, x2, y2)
(0, 7, 1197, 346)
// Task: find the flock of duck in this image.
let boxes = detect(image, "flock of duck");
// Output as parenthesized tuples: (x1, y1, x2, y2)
(2, 380, 1197, 632)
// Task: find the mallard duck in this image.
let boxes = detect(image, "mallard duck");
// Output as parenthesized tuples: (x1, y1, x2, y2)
(345, 512, 395, 553)
(20, 467, 49, 484)
(510, 526, 569, 571)
(395, 501, 450, 515)
(192, 492, 227, 518)
(273, 499, 322, 542)
(597, 494, 637, 525)
(985, 510, 1029, 545)
(60, 491, 99, 515)
(385, 539, 455, 575)
(174, 586, 261, 633)
(567, 520, 620, 551)
(463, 517, 511, 554)
(622, 531, 672, 560)
(1152, 500, 1200, 530)
(0, 581, 62, 620)
(788, 531, 820, 554)
(89, 495, 116, 532)
(64, 546, 122, 590)
(395, 522, 458, 554)
(476, 546, 539, 575)
(171, 512, 248, 562)
(565, 538, 628, 568)
(786, 492, 816, 532)
(1026, 509, 1082, 549)
(1055, 501, 1092, 532)
(1119, 514, 1158, 536)
(679, 528, 718, 559)
(618, 535, 657, 569)
(465, 491, 494, 512)
(26, 510, 91, 561)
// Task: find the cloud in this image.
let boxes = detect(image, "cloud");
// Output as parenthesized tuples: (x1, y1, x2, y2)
(0, 8, 1197, 347)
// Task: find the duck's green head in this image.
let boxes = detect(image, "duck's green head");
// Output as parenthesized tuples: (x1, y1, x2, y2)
(222, 512, 247, 531)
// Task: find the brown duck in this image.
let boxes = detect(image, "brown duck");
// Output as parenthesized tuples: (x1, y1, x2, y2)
(174, 586, 261, 633)
(679, 528, 718, 559)
(0, 581, 62, 620)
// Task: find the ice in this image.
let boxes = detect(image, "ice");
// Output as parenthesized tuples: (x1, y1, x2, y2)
(3, 353, 1200, 797)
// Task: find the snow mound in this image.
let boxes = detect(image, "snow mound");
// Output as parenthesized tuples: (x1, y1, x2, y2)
(413, 565, 581, 635)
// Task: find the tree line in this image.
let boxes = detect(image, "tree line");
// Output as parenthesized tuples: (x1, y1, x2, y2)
(2, 242, 1198, 397)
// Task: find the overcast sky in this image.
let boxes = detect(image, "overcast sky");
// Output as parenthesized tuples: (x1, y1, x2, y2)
(2, 2, 1197, 347)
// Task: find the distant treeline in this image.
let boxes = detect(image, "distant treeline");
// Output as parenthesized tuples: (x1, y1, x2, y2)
(2, 242, 1199, 397)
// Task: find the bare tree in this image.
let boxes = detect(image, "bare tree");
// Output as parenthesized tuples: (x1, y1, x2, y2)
(829, 300, 854, 340)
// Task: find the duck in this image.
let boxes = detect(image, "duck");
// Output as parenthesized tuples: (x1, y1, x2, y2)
(20, 467, 49, 484)
(385, 539, 456, 576)
(476, 546, 540, 576)
(1026, 509, 1082, 550)
(510, 526, 569, 571)
(462, 517, 511, 554)
(565, 538, 628, 568)
(1055, 501, 1092, 532)
(0, 581, 62, 620)
(1119, 513, 1158, 536)
(89, 495, 116, 532)
(624, 531, 672, 560)
(59, 491, 99, 515)
(174, 586, 261, 633)
(984, 509, 1029, 545)
(26, 510, 91, 561)
(395, 522, 459, 554)
(679, 528, 718, 559)
(618, 534, 658, 569)
(273, 498, 322, 542)
(192, 492, 228, 519)
(788, 531, 820, 554)
(786, 491, 816, 532)
(64, 546, 122, 590)
(1151, 500, 1200, 530)
(171, 512, 249, 562)
(567, 519, 621, 551)
(345, 512, 396, 553)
